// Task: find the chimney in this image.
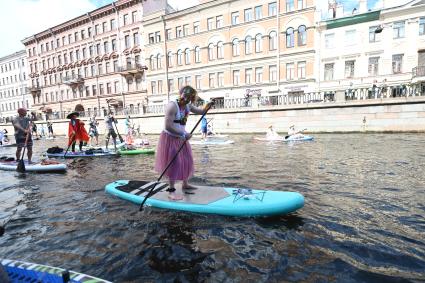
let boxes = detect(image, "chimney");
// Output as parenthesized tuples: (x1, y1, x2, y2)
(359, 0, 367, 13)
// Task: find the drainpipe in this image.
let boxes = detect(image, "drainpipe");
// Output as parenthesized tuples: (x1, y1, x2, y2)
(162, 15, 170, 103)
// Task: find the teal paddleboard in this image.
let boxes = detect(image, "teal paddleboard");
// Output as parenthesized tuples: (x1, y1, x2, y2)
(117, 148, 155, 155)
(105, 180, 304, 217)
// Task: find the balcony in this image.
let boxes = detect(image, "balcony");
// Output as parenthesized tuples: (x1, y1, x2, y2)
(29, 85, 41, 93)
(412, 66, 425, 83)
(118, 63, 148, 75)
(63, 74, 84, 86)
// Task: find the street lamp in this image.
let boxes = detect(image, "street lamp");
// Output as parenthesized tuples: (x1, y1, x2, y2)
(374, 25, 383, 33)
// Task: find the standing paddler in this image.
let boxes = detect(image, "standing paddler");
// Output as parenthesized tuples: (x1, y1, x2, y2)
(67, 111, 90, 153)
(154, 85, 214, 200)
(12, 108, 33, 163)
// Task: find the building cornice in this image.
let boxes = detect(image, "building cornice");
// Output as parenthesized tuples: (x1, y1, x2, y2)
(0, 50, 26, 62)
(21, 0, 142, 46)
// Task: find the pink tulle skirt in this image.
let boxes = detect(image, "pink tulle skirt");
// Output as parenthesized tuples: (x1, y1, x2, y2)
(154, 131, 194, 181)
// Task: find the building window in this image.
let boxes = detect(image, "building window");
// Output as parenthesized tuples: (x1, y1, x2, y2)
(208, 43, 215, 61)
(298, 25, 307, 46)
(209, 73, 215, 88)
(286, 28, 294, 48)
(134, 33, 140, 45)
(298, 0, 304, 9)
(148, 33, 155, 44)
(185, 48, 190, 64)
(244, 8, 253, 22)
(217, 72, 224, 87)
(286, 0, 294, 12)
(102, 22, 107, 33)
(98, 63, 103, 75)
(369, 26, 381, 42)
(112, 39, 117, 51)
(167, 51, 173, 67)
(92, 85, 97, 96)
(368, 57, 379, 76)
(158, 80, 163, 94)
(195, 75, 201, 89)
(269, 31, 277, 50)
(107, 83, 111, 94)
(157, 54, 162, 69)
(233, 70, 240, 86)
(183, 24, 189, 36)
(99, 83, 104, 95)
(123, 14, 129, 26)
(393, 21, 405, 39)
(193, 21, 200, 34)
(150, 55, 155, 70)
(245, 36, 253, 54)
(232, 39, 240, 56)
(324, 63, 334, 81)
(255, 5, 262, 20)
(104, 41, 109, 53)
(105, 62, 110, 73)
(231, 12, 239, 25)
(110, 19, 116, 30)
(207, 18, 214, 30)
(344, 60, 355, 78)
(176, 26, 183, 38)
(194, 46, 201, 63)
(325, 33, 334, 48)
(217, 42, 224, 59)
(255, 34, 262, 53)
(132, 11, 137, 23)
(297, 61, 306, 79)
(243, 69, 252, 85)
(154, 31, 160, 43)
(345, 29, 356, 46)
(124, 35, 131, 49)
(151, 81, 156, 94)
(420, 18, 425, 35)
(392, 54, 403, 73)
(255, 67, 263, 83)
(177, 50, 183, 65)
(269, 2, 277, 16)
(269, 65, 277, 82)
(114, 81, 119, 93)
(177, 77, 183, 89)
(286, 63, 294, 80)
(166, 29, 172, 40)
(216, 16, 223, 28)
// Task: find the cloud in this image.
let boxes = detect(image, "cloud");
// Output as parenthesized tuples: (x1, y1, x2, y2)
(168, 0, 199, 11)
(0, 0, 98, 57)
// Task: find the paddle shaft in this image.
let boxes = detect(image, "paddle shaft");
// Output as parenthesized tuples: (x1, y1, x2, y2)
(64, 133, 76, 157)
(17, 123, 32, 172)
(139, 102, 214, 211)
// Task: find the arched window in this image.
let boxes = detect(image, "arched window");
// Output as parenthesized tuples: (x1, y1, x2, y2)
(269, 31, 277, 50)
(298, 25, 307, 46)
(245, 36, 252, 54)
(177, 49, 183, 65)
(208, 43, 214, 61)
(167, 51, 173, 67)
(286, 27, 294, 48)
(217, 41, 224, 59)
(232, 38, 240, 56)
(194, 46, 200, 63)
(150, 55, 155, 70)
(255, 34, 262, 53)
(156, 54, 162, 69)
(185, 48, 190, 64)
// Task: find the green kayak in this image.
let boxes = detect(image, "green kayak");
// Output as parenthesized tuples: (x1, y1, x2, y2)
(117, 148, 155, 155)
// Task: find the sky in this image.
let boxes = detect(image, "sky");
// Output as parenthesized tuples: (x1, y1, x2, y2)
(0, 0, 383, 58)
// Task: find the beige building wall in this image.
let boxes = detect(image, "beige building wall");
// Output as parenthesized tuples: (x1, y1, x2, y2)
(144, 0, 317, 107)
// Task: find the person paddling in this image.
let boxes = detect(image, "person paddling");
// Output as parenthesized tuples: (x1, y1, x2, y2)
(155, 85, 213, 200)
(104, 112, 118, 151)
(266, 125, 280, 139)
(88, 115, 99, 146)
(287, 125, 304, 139)
(12, 108, 33, 163)
(67, 111, 90, 152)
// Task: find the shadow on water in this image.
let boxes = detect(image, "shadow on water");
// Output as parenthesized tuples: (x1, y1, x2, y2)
(1, 134, 425, 282)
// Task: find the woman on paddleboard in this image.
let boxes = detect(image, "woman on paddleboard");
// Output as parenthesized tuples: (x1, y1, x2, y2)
(155, 85, 213, 200)
(67, 111, 90, 152)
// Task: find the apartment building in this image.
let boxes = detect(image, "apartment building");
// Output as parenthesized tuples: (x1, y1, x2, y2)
(144, 0, 316, 108)
(0, 50, 30, 123)
(317, 0, 425, 93)
(21, 0, 147, 119)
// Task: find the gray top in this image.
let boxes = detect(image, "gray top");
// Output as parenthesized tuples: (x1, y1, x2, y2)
(104, 116, 115, 130)
(12, 116, 31, 139)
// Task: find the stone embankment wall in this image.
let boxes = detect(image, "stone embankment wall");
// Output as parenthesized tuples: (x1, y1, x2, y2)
(1, 98, 425, 136)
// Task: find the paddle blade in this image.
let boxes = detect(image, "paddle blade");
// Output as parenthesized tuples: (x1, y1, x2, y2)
(118, 134, 124, 143)
(16, 159, 25, 173)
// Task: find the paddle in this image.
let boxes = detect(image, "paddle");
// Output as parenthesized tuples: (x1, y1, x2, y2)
(285, 128, 307, 140)
(16, 124, 32, 173)
(63, 133, 76, 158)
(106, 99, 124, 143)
(139, 101, 215, 211)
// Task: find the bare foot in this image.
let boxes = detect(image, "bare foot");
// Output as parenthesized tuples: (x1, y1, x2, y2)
(168, 193, 184, 200)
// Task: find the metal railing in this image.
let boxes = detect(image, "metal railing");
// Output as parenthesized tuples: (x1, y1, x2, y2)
(118, 63, 148, 73)
(412, 66, 425, 78)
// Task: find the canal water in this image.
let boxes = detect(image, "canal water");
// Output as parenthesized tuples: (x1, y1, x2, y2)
(0, 133, 424, 282)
